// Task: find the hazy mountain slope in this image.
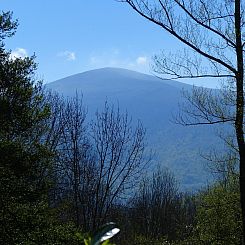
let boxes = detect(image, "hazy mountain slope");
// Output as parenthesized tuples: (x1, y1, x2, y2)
(47, 67, 221, 189)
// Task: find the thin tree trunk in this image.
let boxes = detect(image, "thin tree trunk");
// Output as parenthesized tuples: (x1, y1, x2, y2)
(235, 0, 245, 243)
(240, 148, 245, 244)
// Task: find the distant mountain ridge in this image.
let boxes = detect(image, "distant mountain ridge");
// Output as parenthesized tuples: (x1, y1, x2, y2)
(48, 67, 190, 93)
(47, 67, 220, 190)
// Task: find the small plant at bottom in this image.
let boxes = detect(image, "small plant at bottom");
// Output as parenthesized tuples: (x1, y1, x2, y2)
(84, 222, 120, 245)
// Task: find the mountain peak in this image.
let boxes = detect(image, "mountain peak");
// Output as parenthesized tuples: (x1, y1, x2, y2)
(48, 67, 190, 90)
(46, 66, 216, 190)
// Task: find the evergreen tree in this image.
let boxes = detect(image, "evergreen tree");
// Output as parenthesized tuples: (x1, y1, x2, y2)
(0, 11, 80, 244)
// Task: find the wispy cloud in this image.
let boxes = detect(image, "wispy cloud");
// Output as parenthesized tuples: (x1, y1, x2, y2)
(136, 56, 147, 65)
(10, 48, 28, 60)
(58, 51, 76, 61)
(88, 50, 149, 73)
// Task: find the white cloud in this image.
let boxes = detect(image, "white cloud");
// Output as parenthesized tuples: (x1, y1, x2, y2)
(10, 48, 28, 60)
(88, 51, 150, 74)
(89, 55, 118, 67)
(136, 56, 147, 65)
(58, 51, 76, 61)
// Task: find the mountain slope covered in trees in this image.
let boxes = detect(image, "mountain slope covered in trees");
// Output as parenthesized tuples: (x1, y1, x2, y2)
(47, 67, 223, 189)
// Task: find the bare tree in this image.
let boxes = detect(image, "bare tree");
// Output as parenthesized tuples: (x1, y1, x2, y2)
(130, 167, 195, 241)
(48, 96, 149, 231)
(176, 84, 241, 183)
(120, 0, 245, 240)
(42, 92, 91, 227)
(43, 91, 66, 153)
(89, 102, 148, 230)
(55, 94, 90, 227)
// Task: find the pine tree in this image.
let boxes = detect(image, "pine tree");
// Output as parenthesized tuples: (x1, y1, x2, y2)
(0, 11, 79, 244)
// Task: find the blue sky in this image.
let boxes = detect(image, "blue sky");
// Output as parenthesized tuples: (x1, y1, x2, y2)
(1, 0, 217, 87)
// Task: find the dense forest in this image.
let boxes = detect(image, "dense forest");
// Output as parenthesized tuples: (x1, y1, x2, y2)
(0, 11, 243, 245)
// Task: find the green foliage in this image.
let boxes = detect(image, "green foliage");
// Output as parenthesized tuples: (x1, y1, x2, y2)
(1, 201, 82, 244)
(127, 176, 242, 245)
(193, 178, 242, 244)
(84, 238, 115, 245)
(130, 234, 170, 244)
(0, 11, 18, 40)
(84, 223, 119, 245)
(0, 11, 81, 244)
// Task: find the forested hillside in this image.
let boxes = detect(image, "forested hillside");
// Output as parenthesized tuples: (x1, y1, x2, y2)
(47, 68, 225, 190)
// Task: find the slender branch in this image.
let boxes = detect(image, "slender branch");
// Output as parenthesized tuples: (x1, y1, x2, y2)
(124, 0, 237, 74)
(156, 74, 235, 79)
(175, 0, 236, 48)
(179, 118, 233, 126)
(158, 0, 174, 30)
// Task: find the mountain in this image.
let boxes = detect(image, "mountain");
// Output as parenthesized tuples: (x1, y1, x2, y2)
(46, 67, 222, 190)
